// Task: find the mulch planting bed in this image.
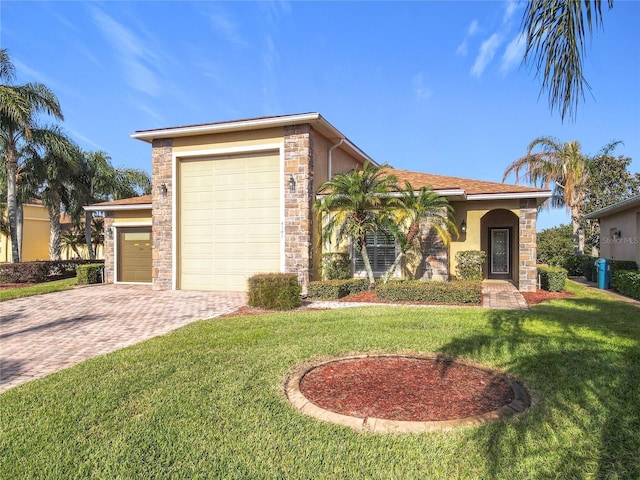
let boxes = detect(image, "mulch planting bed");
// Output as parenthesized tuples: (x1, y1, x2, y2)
(299, 356, 516, 422)
(522, 289, 574, 305)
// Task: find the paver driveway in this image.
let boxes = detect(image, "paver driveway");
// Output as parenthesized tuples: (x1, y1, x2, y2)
(0, 284, 246, 393)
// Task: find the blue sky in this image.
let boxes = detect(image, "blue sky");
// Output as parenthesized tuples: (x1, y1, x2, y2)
(2, 0, 639, 230)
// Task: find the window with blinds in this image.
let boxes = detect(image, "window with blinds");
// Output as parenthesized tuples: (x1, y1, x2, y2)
(354, 229, 397, 274)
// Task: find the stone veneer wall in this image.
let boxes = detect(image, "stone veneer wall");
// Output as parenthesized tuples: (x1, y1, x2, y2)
(103, 215, 115, 283)
(283, 125, 314, 292)
(419, 223, 449, 281)
(518, 198, 538, 292)
(151, 138, 173, 290)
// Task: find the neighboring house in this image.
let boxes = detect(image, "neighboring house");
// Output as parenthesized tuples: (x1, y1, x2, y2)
(1, 200, 103, 262)
(87, 113, 551, 293)
(584, 194, 640, 265)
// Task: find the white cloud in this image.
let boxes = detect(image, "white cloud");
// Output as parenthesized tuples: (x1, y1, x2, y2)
(207, 10, 248, 48)
(412, 73, 433, 101)
(468, 19, 479, 36)
(471, 33, 502, 77)
(503, 0, 519, 24)
(91, 8, 161, 96)
(500, 33, 526, 73)
(456, 19, 480, 56)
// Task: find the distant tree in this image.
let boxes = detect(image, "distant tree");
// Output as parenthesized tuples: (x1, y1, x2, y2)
(581, 151, 640, 254)
(537, 224, 574, 266)
(522, 0, 614, 121)
(0, 48, 64, 262)
(314, 163, 400, 288)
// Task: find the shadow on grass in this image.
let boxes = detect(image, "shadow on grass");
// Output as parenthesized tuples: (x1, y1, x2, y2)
(439, 294, 640, 479)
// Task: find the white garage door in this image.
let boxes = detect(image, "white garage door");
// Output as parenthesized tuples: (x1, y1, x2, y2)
(178, 151, 281, 291)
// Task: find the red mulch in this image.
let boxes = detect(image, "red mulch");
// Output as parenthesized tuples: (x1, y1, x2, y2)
(300, 356, 515, 422)
(522, 289, 574, 305)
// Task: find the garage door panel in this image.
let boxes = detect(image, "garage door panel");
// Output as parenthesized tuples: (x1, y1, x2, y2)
(179, 151, 281, 291)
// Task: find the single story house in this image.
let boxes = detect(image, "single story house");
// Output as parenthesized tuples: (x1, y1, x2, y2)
(584, 194, 640, 265)
(86, 113, 551, 292)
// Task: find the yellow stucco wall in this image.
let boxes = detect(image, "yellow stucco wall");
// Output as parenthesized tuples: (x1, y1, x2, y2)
(1, 204, 50, 262)
(172, 128, 285, 154)
(112, 210, 153, 224)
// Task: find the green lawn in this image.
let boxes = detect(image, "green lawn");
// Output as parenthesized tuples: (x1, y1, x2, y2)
(0, 277, 77, 302)
(1, 281, 638, 479)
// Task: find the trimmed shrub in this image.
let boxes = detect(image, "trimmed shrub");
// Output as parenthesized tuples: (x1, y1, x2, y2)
(376, 280, 482, 304)
(611, 269, 640, 300)
(307, 278, 369, 300)
(578, 255, 598, 281)
(76, 264, 104, 284)
(610, 260, 638, 274)
(321, 253, 351, 280)
(537, 266, 567, 292)
(248, 273, 301, 310)
(455, 250, 486, 281)
(0, 259, 105, 284)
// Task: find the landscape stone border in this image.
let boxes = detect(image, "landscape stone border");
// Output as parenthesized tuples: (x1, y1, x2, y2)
(284, 353, 530, 434)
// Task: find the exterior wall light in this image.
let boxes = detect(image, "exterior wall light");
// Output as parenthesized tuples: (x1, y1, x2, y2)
(612, 228, 622, 239)
(289, 175, 296, 193)
(159, 183, 168, 197)
(460, 220, 467, 234)
(106, 226, 114, 240)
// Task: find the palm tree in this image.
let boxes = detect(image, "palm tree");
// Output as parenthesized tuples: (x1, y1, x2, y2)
(314, 163, 399, 288)
(382, 182, 458, 284)
(503, 136, 619, 254)
(24, 126, 81, 260)
(522, 0, 614, 121)
(69, 150, 150, 259)
(61, 228, 84, 259)
(1, 48, 63, 262)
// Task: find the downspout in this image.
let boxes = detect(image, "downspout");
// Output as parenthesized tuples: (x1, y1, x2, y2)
(328, 138, 344, 180)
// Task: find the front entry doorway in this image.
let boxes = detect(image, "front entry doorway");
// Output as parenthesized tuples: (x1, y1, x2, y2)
(490, 228, 511, 278)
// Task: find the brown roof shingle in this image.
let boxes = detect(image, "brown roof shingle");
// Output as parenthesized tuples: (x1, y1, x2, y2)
(89, 195, 152, 207)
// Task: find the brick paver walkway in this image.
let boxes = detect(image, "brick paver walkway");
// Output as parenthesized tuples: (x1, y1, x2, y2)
(0, 284, 246, 393)
(482, 280, 528, 310)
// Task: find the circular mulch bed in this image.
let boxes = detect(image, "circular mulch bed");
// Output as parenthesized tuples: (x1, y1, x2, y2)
(285, 354, 529, 433)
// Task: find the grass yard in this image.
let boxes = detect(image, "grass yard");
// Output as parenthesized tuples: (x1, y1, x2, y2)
(1, 281, 638, 479)
(0, 277, 77, 302)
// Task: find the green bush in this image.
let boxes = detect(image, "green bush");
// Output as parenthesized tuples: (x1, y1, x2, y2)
(537, 266, 567, 292)
(455, 250, 486, 281)
(248, 273, 301, 310)
(76, 264, 104, 284)
(610, 260, 638, 274)
(321, 253, 351, 280)
(578, 255, 598, 281)
(0, 260, 104, 284)
(611, 269, 640, 300)
(307, 278, 369, 300)
(376, 280, 482, 304)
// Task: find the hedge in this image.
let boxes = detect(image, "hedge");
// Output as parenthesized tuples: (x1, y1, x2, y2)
(320, 253, 351, 280)
(0, 260, 104, 284)
(611, 270, 640, 300)
(376, 280, 482, 304)
(578, 255, 598, 281)
(77, 264, 104, 284)
(537, 266, 567, 292)
(455, 250, 486, 281)
(307, 278, 369, 300)
(610, 260, 638, 274)
(248, 273, 301, 310)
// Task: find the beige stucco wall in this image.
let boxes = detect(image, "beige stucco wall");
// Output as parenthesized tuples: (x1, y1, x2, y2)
(598, 209, 640, 264)
(172, 128, 285, 154)
(112, 210, 153, 225)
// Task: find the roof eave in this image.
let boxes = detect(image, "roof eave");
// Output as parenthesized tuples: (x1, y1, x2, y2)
(84, 204, 152, 212)
(584, 195, 640, 219)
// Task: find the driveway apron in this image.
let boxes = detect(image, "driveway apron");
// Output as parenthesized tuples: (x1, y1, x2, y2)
(0, 284, 246, 393)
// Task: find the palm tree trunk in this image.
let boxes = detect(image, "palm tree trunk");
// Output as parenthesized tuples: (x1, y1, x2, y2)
(571, 207, 585, 255)
(85, 211, 95, 260)
(358, 239, 376, 289)
(5, 144, 21, 262)
(383, 251, 404, 284)
(48, 192, 62, 261)
(16, 201, 24, 260)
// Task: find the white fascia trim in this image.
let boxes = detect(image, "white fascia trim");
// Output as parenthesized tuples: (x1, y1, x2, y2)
(112, 222, 152, 227)
(131, 113, 323, 142)
(466, 192, 552, 201)
(84, 204, 152, 212)
(584, 194, 640, 219)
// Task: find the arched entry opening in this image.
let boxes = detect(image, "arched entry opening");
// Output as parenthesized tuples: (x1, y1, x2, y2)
(480, 209, 519, 282)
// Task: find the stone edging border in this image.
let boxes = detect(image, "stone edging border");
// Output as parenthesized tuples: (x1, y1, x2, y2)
(284, 353, 530, 434)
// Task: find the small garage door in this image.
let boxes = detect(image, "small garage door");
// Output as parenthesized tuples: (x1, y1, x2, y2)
(178, 151, 281, 291)
(117, 227, 152, 283)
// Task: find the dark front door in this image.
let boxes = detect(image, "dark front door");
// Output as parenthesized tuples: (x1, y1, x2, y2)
(490, 228, 511, 278)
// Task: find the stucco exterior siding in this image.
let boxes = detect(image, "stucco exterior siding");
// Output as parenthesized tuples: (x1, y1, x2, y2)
(172, 128, 284, 154)
(598, 210, 640, 263)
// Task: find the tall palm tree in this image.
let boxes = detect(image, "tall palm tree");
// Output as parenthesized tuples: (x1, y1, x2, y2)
(69, 150, 150, 259)
(503, 136, 619, 254)
(1, 48, 63, 262)
(382, 182, 458, 284)
(522, 0, 614, 121)
(314, 163, 399, 288)
(24, 126, 81, 260)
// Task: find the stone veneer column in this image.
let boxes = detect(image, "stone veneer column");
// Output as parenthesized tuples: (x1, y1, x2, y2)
(103, 216, 114, 283)
(151, 138, 173, 290)
(519, 198, 538, 292)
(283, 125, 314, 293)
(419, 224, 449, 281)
